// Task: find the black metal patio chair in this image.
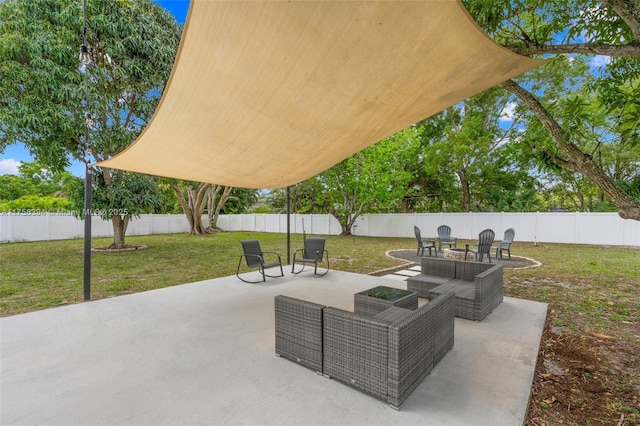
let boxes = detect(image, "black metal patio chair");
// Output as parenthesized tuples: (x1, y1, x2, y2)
(236, 239, 284, 283)
(291, 237, 329, 276)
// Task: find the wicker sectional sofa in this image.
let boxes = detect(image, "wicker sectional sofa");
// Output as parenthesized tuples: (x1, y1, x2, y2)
(406, 257, 504, 321)
(274, 291, 455, 409)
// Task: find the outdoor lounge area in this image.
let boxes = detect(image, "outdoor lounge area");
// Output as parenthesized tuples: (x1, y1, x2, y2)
(1, 269, 547, 425)
(407, 257, 504, 321)
(275, 288, 455, 409)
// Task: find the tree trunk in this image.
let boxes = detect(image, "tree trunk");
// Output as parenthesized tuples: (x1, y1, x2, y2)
(207, 185, 234, 230)
(173, 183, 213, 234)
(110, 215, 128, 249)
(101, 167, 128, 249)
(191, 211, 209, 234)
(457, 168, 471, 212)
(502, 79, 640, 221)
(339, 221, 352, 236)
(331, 199, 367, 236)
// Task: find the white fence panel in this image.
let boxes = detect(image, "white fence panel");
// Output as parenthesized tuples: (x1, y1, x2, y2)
(127, 215, 153, 236)
(10, 214, 50, 241)
(574, 213, 604, 245)
(443, 213, 473, 239)
(365, 214, 392, 237)
(216, 214, 229, 230)
(1, 212, 638, 246)
(387, 214, 414, 237)
(311, 214, 339, 235)
(353, 215, 370, 236)
(623, 218, 640, 246)
(501, 213, 537, 243)
(254, 214, 267, 232)
(260, 214, 275, 233)
(225, 214, 243, 231)
(537, 213, 576, 244)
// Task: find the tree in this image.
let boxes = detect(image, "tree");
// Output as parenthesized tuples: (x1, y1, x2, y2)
(463, 0, 640, 220)
(412, 87, 540, 212)
(1, 195, 74, 213)
(17, 161, 78, 198)
(0, 0, 182, 246)
(67, 170, 165, 247)
(267, 181, 326, 214)
(172, 181, 235, 235)
(399, 111, 461, 213)
(206, 185, 234, 230)
(317, 127, 419, 235)
(424, 88, 514, 211)
(215, 187, 258, 215)
(0, 161, 81, 212)
(0, 175, 37, 201)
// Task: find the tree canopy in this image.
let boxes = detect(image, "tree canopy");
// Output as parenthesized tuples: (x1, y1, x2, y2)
(0, 0, 183, 247)
(463, 0, 640, 219)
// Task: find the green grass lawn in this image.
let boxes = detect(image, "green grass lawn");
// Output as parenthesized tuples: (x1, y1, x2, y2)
(0, 232, 409, 316)
(504, 242, 640, 341)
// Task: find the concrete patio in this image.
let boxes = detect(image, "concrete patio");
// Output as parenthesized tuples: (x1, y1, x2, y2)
(1, 269, 547, 425)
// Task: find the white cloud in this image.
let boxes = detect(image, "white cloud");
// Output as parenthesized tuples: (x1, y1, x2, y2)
(499, 102, 518, 122)
(591, 55, 611, 68)
(0, 158, 22, 175)
(494, 136, 511, 149)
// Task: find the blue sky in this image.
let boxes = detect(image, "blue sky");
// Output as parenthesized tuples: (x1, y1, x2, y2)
(0, 0, 191, 177)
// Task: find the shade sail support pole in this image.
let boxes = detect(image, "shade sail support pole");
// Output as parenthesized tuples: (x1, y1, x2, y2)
(81, 0, 92, 301)
(83, 165, 92, 300)
(286, 186, 291, 264)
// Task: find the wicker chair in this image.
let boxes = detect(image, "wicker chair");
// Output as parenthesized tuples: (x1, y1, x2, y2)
(274, 291, 456, 409)
(407, 257, 504, 321)
(494, 228, 515, 260)
(323, 291, 455, 409)
(437, 225, 457, 252)
(291, 237, 329, 276)
(236, 239, 284, 283)
(274, 295, 325, 373)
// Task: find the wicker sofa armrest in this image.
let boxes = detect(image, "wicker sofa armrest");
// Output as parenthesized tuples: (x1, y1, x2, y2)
(427, 291, 456, 364)
(386, 291, 455, 409)
(473, 264, 504, 321)
(323, 307, 390, 400)
(274, 295, 325, 373)
(456, 260, 493, 281)
(474, 264, 503, 300)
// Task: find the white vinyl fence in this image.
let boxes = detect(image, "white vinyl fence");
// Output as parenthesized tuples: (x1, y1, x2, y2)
(1, 212, 639, 246)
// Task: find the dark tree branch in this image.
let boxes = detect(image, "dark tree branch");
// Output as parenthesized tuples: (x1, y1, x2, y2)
(605, 0, 640, 42)
(509, 42, 640, 57)
(502, 79, 640, 220)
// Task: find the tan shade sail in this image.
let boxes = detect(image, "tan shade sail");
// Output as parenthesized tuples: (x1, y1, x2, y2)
(98, 0, 545, 188)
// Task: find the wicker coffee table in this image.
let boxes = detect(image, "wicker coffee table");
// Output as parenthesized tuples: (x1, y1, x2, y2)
(354, 285, 418, 317)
